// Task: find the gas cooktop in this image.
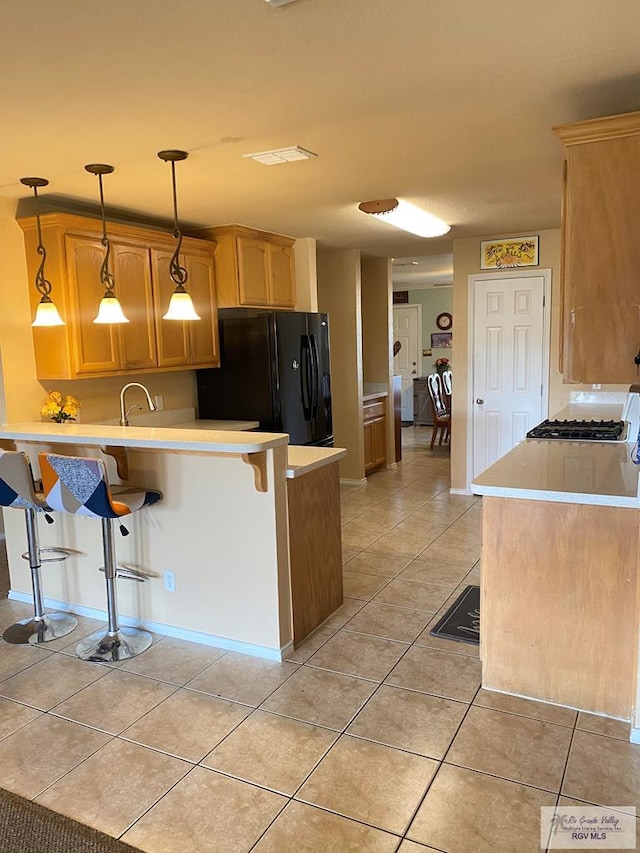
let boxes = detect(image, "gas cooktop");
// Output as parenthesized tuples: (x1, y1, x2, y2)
(526, 419, 626, 441)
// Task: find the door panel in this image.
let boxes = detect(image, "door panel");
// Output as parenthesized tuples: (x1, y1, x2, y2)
(112, 243, 157, 370)
(268, 244, 295, 307)
(393, 305, 420, 421)
(186, 253, 219, 366)
(65, 235, 120, 374)
(151, 249, 190, 367)
(473, 275, 546, 478)
(237, 238, 269, 305)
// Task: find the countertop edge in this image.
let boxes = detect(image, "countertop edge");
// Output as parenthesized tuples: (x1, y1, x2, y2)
(286, 447, 347, 478)
(471, 482, 640, 508)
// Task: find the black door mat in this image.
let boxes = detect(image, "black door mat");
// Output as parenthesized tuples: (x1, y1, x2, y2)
(430, 584, 480, 645)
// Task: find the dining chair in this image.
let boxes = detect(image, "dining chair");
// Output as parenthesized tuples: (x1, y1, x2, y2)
(427, 373, 451, 450)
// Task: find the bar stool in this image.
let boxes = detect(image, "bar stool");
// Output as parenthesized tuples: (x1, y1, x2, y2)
(0, 449, 77, 645)
(39, 452, 162, 663)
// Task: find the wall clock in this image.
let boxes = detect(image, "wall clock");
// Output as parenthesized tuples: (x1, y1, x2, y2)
(436, 312, 452, 331)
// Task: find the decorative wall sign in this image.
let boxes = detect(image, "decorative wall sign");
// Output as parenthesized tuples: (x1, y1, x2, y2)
(392, 290, 409, 304)
(480, 236, 539, 269)
(436, 312, 452, 330)
(431, 332, 452, 348)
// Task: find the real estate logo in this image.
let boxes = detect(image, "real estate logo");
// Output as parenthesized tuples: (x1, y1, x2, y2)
(541, 806, 636, 849)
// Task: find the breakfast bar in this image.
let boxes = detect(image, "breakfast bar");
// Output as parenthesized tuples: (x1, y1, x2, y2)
(0, 422, 346, 660)
(472, 399, 640, 733)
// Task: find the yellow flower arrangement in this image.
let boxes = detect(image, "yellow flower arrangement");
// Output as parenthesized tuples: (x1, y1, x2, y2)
(41, 391, 80, 423)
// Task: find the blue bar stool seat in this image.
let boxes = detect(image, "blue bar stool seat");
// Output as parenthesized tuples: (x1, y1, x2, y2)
(0, 449, 77, 645)
(40, 452, 162, 663)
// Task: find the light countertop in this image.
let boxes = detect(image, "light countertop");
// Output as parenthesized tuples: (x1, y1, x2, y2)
(0, 421, 346, 479)
(472, 394, 640, 507)
(286, 446, 347, 478)
(0, 422, 288, 454)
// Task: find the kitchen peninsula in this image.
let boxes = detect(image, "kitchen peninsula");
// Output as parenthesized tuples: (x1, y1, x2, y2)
(0, 422, 346, 660)
(472, 397, 640, 736)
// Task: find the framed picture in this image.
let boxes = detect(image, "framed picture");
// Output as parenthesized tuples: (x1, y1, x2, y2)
(431, 332, 452, 348)
(480, 236, 539, 269)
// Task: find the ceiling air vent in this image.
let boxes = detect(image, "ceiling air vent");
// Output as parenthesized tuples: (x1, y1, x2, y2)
(243, 146, 317, 165)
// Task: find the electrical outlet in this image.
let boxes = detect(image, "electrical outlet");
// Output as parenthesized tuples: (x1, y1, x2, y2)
(154, 395, 164, 411)
(592, 384, 602, 390)
(164, 570, 176, 592)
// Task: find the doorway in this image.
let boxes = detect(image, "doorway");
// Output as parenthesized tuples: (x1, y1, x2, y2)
(393, 304, 421, 421)
(468, 269, 551, 483)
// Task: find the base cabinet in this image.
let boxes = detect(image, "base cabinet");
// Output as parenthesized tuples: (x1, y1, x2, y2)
(19, 212, 219, 379)
(194, 224, 296, 309)
(363, 395, 387, 475)
(287, 462, 343, 644)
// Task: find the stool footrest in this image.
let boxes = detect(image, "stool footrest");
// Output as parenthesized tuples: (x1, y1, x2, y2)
(21, 547, 74, 564)
(97, 565, 148, 582)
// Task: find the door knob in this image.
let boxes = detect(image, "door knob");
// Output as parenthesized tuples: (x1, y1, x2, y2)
(476, 398, 484, 405)
(412, 369, 417, 374)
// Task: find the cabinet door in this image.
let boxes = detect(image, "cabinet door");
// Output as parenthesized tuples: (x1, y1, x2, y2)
(185, 252, 220, 366)
(363, 420, 375, 474)
(237, 237, 269, 305)
(372, 418, 387, 469)
(564, 135, 640, 383)
(65, 235, 121, 374)
(112, 243, 157, 370)
(150, 249, 190, 368)
(268, 243, 295, 308)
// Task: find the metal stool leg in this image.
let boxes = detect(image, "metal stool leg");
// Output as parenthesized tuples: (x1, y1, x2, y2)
(2, 508, 77, 646)
(75, 517, 152, 663)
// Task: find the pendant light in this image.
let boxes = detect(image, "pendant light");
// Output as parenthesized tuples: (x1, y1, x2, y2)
(85, 164, 129, 324)
(157, 150, 200, 321)
(21, 177, 65, 327)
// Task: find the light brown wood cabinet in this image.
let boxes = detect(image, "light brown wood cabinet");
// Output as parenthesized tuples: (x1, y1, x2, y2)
(554, 110, 640, 384)
(193, 224, 296, 309)
(18, 213, 219, 379)
(363, 395, 387, 475)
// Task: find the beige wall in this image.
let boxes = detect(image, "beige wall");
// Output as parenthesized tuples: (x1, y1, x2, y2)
(451, 228, 627, 491)
(293, 238, 318, 312)
(0, 194, 199, 426)
(317, 249, 364, 481)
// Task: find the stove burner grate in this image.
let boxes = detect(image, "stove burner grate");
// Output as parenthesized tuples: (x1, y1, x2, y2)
(526, 419, 625, 441)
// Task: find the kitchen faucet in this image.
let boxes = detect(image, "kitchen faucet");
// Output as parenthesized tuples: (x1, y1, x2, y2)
(119, 382, 157, 427)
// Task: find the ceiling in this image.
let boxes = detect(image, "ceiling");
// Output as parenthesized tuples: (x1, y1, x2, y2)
(3, 0, 640, 264)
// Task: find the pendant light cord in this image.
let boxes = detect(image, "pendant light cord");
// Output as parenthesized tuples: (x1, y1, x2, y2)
(32, 186, 53, 299)
(168, 160, 188, 287)
(97, 173, 116, 295)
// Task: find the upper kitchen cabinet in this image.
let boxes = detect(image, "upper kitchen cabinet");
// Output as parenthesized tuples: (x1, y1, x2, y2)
(194, 224, 296, 309)
(18, 212, 219, 379)
(554, 111, 640, 384)
(151, 247, 219, 368)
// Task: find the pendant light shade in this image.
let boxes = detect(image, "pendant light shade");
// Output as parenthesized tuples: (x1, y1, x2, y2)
(84, 164, 129, 324)
(157, 149, 200, 321)
(20, 177, 66, 327)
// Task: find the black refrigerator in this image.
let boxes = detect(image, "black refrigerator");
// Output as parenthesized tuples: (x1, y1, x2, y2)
(196, 309, 333, 446)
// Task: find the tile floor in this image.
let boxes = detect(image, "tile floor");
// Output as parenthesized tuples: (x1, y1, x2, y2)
(0, 426, 638, 852)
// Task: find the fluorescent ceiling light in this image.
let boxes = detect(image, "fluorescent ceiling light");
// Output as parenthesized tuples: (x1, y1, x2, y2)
(359, 198, 450, 238)
(243, 146, 317, 165)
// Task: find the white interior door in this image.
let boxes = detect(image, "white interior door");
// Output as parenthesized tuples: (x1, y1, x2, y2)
(393, 305, 421, 421)
(472, 272, 549, 479)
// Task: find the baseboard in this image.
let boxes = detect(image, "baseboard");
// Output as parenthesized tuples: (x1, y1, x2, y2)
(631, 728, 640, 744)
(340, 478, 367, 486)
(7, 590, 290, 661)
(449, 487, 473, 496)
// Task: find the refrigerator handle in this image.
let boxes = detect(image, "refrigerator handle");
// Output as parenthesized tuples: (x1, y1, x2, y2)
(301, 335, 312, 421)
(309, 333, 319, 419)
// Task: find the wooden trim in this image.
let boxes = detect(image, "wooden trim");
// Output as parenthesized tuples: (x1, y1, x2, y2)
(192, 223, 295, 247)
(287, 462, 342, 643)
(553, 110, 640, 147)
(241, 451, 268, 492)
(482, 497, 637, 719)
(102, 446, 129, 480)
